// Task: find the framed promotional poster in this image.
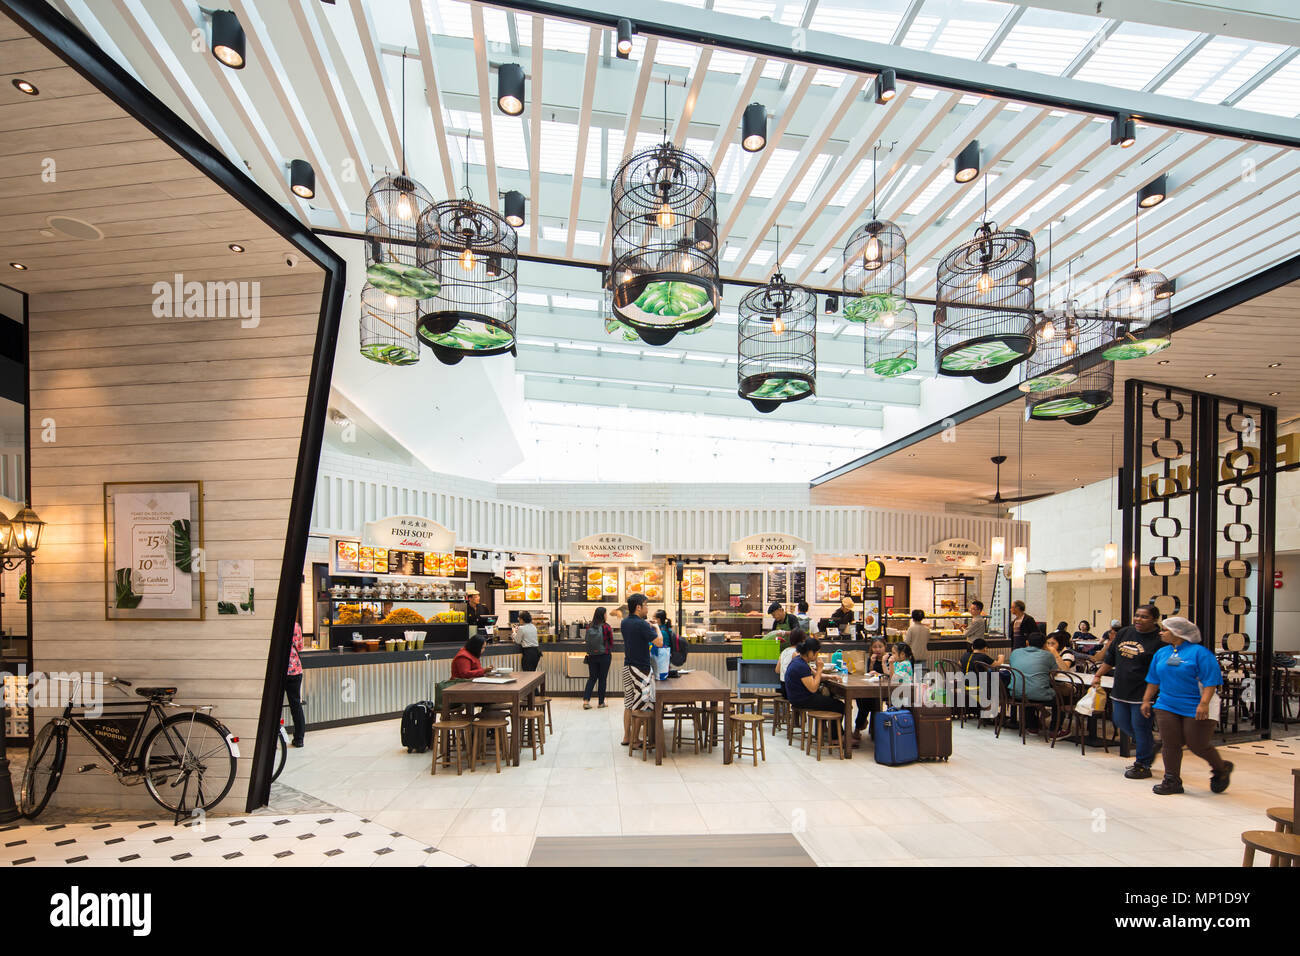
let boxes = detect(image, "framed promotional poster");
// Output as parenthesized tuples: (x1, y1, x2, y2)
(104, 481, 205, 621)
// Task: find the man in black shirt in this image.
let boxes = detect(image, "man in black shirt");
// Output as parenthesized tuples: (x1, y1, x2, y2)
(1093, 604, 1162, 779)
(620, 592, 663, 748)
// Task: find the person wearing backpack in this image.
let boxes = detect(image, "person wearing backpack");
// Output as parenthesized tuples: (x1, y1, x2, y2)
(583, 606, 614, 709)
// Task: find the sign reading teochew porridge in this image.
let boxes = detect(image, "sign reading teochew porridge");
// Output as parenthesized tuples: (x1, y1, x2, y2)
(363, 515, 456, 553)
(729, 533, 812, 563)
(568, 533, 653, 563)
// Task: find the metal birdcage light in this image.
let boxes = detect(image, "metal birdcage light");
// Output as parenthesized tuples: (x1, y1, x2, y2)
(864, 301, 918, 378)
(609, 85, 720, 346)
(737, 238, 816, 412)
(1025, 359, 1115, 425)
(359, 283, 421, 366)
(364, 51, 438, 299)
(1103, 192, 1175, 360)
(415, 194, 518, 365)
(935, 220, 1037, 383)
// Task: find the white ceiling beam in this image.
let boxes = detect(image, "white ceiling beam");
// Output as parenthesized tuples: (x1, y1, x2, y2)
(716, 67, 816, 247)
(565, 27, 602, 258)
(226, 0, 350, 227)
(529, 15, 544, 254)
(733, 74, 865, 272)
(470, 3, 500, 207)
(409, 0, 460, 197)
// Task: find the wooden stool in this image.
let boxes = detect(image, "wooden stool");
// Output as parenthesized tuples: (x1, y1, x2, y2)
(803, 709, 846, 761)
(1266, 807, 1295, 834)
(532, 695, 554, 733)
(627, 711, 652, 761)
(731, 696, 757, 715)
(470, 716, 509, 773)
(771, 697, 790, 735)
(431, 718, 471, 776)
(518, 708, 546, 761)
(730, 712, 767, 766)
(1241, 829, 1300, 867)
(669, 705, 703, 755)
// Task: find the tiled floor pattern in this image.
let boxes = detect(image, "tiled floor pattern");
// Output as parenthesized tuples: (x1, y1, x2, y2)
(3, 700, 1295, 867)
(267, 699, 1297, 867)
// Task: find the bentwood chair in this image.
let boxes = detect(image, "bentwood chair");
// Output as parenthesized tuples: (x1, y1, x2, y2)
(994, 665, 1053, 745)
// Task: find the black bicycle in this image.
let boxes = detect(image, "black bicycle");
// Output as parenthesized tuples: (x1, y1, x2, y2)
(21, 676, 240, 819)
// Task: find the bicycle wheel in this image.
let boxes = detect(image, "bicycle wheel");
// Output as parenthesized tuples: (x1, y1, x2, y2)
(20, 721, 67, 818)
(139, 712, 238, 815)
(271, 732, 287, 782)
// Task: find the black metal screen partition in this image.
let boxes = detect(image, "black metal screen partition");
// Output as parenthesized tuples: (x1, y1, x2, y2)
(1121, 379, 1276, 737)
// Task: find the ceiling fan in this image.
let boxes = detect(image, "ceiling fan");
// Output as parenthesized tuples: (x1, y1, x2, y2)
(979, 454, 1049, 505)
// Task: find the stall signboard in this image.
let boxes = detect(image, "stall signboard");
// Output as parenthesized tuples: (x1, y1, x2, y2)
(728, 533, 811, 563)
(926, 537, 983, 568)
(568, 533, 653, 563)
(363, 515, 456, 553)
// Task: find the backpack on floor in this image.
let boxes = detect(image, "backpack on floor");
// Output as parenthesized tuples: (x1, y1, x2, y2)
(400, 700, 435, 754)
(874, 707, 918, 767)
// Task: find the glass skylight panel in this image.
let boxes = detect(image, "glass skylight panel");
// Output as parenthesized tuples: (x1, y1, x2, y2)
(750, 148, 799, 199)
(539, 120, 578, 175)
(1236, 58, 1300, 117)
(790, 153, 831, 204)
(986, 8, 1106, 76)
(1074, 23, 1199, 91)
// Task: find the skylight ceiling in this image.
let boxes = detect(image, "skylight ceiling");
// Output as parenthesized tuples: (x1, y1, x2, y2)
(56, 0, 1300, 452)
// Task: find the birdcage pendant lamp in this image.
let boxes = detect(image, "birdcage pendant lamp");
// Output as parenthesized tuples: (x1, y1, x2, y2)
(415, 195, 518, 365)
(1025, 359, 1115, 425)
(935, 221, 1037, 383)
(360, 283, 421, 366)
(737, 269, 816, 413)
(364, 53, 438, 299)
(610, 140, 720, 346)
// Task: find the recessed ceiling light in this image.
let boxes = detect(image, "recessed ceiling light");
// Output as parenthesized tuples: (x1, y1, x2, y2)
(1269, 363, 1282, 368)
(9, 262, 26, 270)
(1205, 373, 1216, 378)
(228, 243, 245, 253)
(12, 78, 38, 95)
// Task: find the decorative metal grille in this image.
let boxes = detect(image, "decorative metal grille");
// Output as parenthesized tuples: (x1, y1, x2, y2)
(935, 223, 1036, 383)
(415, 197, 518, 363)
(359, 283, 420, 366)
(737, 274, 816, 412)
(610, 142, 720, 344)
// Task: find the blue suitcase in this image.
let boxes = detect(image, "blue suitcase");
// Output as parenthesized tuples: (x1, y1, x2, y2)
(874, 708, 918, 766)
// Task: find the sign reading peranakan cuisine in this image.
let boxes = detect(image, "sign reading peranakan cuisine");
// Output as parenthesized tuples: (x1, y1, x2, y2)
(926, 537, 983, 568)
(729, 533, 811, 563)
(363, 515, 456, 553)
(568, 533, 652, 563)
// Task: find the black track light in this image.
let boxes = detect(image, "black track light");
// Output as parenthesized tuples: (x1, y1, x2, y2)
(954, 140, 980, 184)
(742, 102, 767, 153)
(503, 189, 526, 228)
(1111, 113, 1136, 148)
(289, 159, 315, 199)
(210, 10, 246, 70)
(497, 63, 525, 116)
(1138, 174, 1168, 209)
(874, 69, 896, 104)
(616, 18, 635, 59)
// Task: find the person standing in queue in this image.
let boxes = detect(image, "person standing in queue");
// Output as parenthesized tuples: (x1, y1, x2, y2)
(514, 610, 541, 671)
(1010, 600, 1038, 650)
(620, 593, 663, 749)
(1092, 604, 1162, 779)
(1141, 617, 1231, 796)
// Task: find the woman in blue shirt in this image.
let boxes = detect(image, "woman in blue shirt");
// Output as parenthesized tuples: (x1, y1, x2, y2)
(1140, 617, 1231, 796)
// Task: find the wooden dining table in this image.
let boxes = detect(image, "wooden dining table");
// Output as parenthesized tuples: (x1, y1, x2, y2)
(653, 670, 732, 766)
(820, 674, 900, 757)
(441, 670, 546, 767)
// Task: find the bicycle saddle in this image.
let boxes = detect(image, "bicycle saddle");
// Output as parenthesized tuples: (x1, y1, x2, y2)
(135, 686, 177, 699)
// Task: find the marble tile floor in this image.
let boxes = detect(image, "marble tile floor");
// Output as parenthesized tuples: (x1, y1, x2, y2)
(267, 698, 1298, 867)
